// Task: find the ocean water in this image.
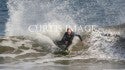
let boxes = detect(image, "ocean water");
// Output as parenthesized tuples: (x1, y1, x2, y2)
(0, 0, 8, 36)
(0, 0, 125, 70)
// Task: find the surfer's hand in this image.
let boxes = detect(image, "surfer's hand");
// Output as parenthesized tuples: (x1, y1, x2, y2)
(65, 41, 68, 44)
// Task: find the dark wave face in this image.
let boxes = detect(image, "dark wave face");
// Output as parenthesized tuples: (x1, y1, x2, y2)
(64, 0, 125, 25)
(0, 0, 8, 36)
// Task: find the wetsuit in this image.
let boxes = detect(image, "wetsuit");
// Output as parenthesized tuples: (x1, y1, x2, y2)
(57, 32, 82, 50)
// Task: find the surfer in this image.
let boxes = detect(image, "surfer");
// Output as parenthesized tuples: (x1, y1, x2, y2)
(57, 28, 83, 51)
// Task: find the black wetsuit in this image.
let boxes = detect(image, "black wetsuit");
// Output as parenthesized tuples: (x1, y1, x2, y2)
(57, 32, 82, 50)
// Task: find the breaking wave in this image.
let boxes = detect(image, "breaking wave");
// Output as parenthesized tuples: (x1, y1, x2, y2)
(2, 0, 125, 63)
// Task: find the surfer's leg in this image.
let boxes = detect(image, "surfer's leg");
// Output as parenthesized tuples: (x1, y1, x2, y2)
(64, 41, 72, 51)
(57, 41, 64, 45)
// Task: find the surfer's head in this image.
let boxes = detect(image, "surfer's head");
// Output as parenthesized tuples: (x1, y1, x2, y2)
(67, 28, 72, 35)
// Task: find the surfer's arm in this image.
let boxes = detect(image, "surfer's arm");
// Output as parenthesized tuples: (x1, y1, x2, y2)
(75, 34, 83, 41)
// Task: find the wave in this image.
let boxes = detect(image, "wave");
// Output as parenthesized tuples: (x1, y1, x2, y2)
(3, 0, 125, 63)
